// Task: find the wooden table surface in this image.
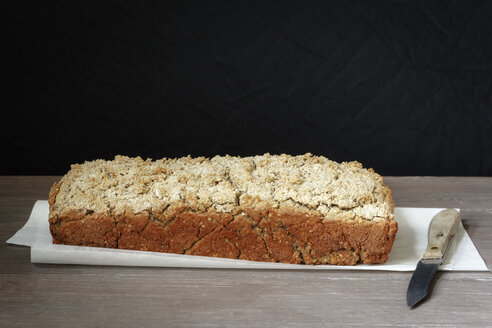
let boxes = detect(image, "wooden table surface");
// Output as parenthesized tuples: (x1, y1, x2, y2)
(1, 176, 491, 327)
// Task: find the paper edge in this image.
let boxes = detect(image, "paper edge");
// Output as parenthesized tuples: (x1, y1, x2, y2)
(6, 200, 46, 247)
(7, 201, 490, 271)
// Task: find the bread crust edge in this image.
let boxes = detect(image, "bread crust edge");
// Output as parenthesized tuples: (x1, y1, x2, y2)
(48, 199, 398, 265)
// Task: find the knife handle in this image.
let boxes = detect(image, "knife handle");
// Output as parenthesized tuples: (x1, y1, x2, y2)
(422, 209, 461, 260)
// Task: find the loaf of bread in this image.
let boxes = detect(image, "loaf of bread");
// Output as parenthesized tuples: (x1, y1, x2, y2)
(48, 153, 398, 265)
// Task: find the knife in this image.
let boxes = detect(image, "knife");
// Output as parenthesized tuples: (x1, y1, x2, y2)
(406, 208, 461, 307)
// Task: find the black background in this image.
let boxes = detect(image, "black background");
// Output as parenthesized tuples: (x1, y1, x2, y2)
(4, 0, 492, 176)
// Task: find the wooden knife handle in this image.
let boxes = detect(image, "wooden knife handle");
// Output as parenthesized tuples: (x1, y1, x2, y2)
(422, 209, 461, 260)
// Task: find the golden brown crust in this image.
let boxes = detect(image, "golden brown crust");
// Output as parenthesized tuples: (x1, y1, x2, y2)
(48, 181, 61, 213)
(49, 204, 398, 265)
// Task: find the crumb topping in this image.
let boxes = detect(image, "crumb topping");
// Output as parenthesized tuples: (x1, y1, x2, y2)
(52, 153, 394, 221)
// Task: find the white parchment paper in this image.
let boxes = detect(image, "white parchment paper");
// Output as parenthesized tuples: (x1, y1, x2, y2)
(6, 201, 488, 271)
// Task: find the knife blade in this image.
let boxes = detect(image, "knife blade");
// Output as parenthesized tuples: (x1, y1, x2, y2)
(406, 208, 461, 307)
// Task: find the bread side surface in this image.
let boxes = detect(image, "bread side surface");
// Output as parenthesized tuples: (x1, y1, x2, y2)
(49, 153, 398, 265)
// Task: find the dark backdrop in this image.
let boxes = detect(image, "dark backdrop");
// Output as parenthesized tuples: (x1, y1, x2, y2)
(4, 0, 492, 176)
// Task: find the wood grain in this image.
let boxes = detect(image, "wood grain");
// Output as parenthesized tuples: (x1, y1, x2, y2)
(1, 176, 491, 327)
